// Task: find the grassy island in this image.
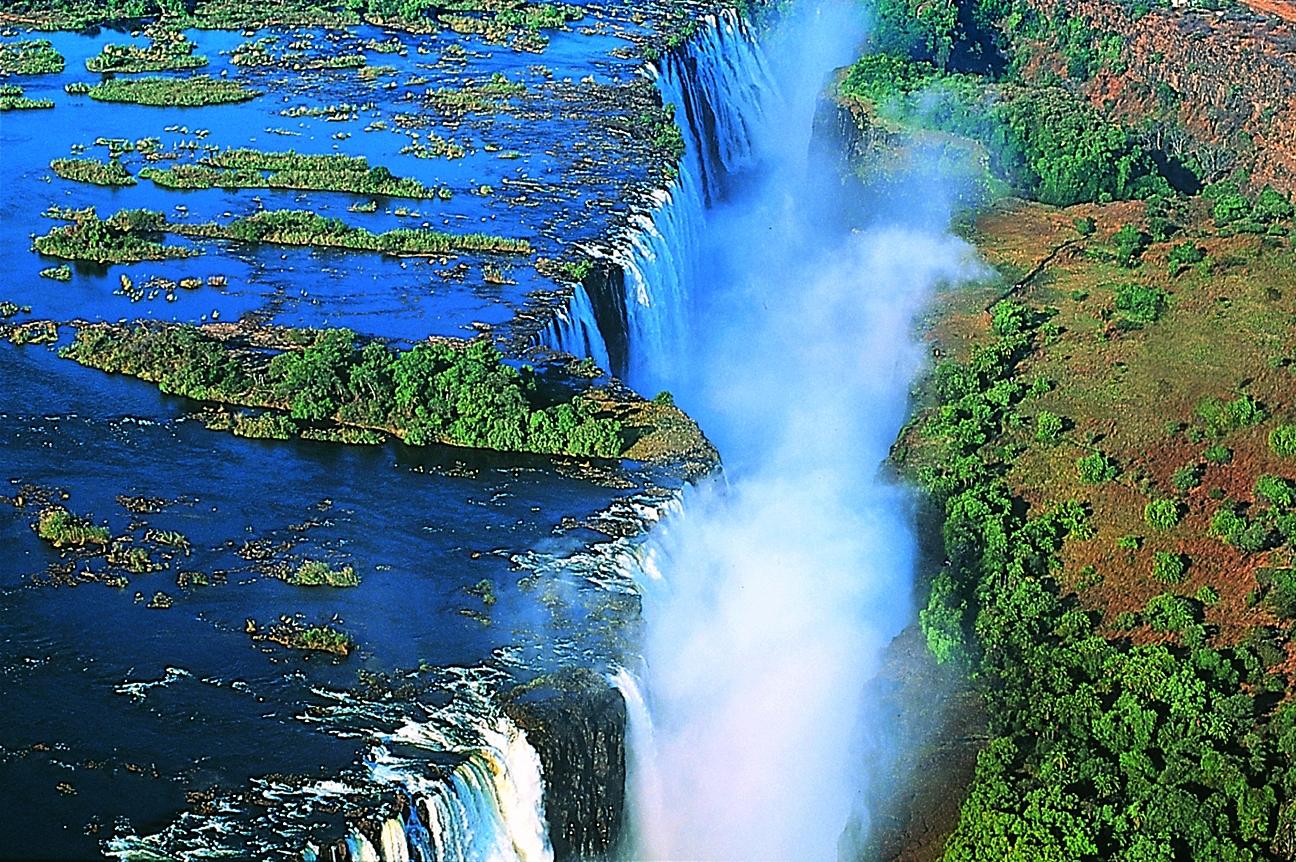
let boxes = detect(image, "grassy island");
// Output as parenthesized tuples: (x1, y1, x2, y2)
(35, 207, 196, 264)
(231, 37, 365, 70)
(288, 560, 360, 587)
(140, 148, 451, 199)
(62, 324, 626, 458)
(0, 84, 53, 111)
(35, 507, 110, 548)
(0, 39, 64, 75)
(425, 73, 526, 117)
(176, 209, 532, 256)
(253, 618, 353, 656)
(86, 30, 208, 73)
(1, 0, 587, 37)
(34, 207, 530, 261)
(51, 157, 137, 187)
(88, 76, 260, 107)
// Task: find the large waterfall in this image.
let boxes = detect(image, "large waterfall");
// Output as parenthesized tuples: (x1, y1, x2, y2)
(351, 716, 552, 862)
(324, 5, 980, 860)
(539, 10, 775, 394)
(588, 3, 981, 859)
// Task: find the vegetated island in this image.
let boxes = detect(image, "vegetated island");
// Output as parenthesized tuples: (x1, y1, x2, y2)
(138, 148, 454, 200)
(831, 0, 1296, 857)
(247, 617, 354, 657)
(0, 38, 64, 75)
(61, 323, 628, 458)
(50, 157, 137, 187)
(0, 83, 54, 111)
(0, 0, 584, 46)
(85, 27, 208, 73)
(88, 75, 260, 107)
(33, 206, 531, 264)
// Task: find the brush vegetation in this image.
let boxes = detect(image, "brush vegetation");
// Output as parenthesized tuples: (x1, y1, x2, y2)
(2, 0, 583, 36)
(35, 206, 530, 260)
(35, 507, 110, 548)
(61, 324, 625, 458)
(0, 39, 64, 75)
(895, 185, 1296, 860)
(288, 560, 360, 587)
(88, 75, 260, 107)
(176, 209, 532, 255)
(140, 148, 450, 199)
(34, 207, 196, 264)
(86, 29, 207, 73)
(0, 84, 54, 111)
(50, 157, 137, 187)
(839, 54, 1169, 207)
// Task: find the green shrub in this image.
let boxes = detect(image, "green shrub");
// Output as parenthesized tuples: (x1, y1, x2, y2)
(1144, 592, 1195, 632)
(1167, 241, 1205, 275)
(1035, 410, 1064, 443)
(1077, 451, 1118, 484)
(1276, 513, 1296, 545)
(1172, 463, 1203, 492)
(1196, 394, 1266, 437)
(1112, 224, 1148, 267)
(920, 570, 967, 666)
(1111, 610, 1138, 630)
(1271, 424, 1296, 459)
(1195, 585, 1219, 606)
(1113, 283, 1168, 328)
(1211, 505, 1246, 543)
(1116, 535, 1141, 550)
(1261, 568, 1296, 618)
(1203, 444, 1233, 464)
(1255, 475, 1296, 509)
(1073, 216, 1096, 236)
(1144, 498, 1182, 530)
(1152, 551, 1188, 585)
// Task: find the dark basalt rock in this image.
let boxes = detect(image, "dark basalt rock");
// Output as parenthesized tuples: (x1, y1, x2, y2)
(505, 671, 627, 861)
(581, 260, 631, 379)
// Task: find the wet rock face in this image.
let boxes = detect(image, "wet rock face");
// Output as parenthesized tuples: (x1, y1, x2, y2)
(582, 262, 631, 379)
(506, 681, 627, 861)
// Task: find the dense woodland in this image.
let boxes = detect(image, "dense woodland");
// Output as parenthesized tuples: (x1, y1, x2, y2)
(63, 325, 625, 458)
(859, 0, 1296, 857)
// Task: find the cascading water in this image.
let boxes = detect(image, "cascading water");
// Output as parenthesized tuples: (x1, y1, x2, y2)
(604, 3, 984, 858)
(537, 11, 775, 392)
(538, 281, 612, 376)
(314, 668, 555, 862)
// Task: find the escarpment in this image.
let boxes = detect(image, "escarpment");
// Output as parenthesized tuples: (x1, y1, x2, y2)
(1025, 0, 1296, 193)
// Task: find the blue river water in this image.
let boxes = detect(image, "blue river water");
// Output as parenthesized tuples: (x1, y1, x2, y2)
(0, 8, 684, 858)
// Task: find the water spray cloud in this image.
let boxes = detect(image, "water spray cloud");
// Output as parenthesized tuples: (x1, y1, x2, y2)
(620, 3, 985, 858)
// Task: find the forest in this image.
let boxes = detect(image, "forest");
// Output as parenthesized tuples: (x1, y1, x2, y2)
(62, 325, 626, 458)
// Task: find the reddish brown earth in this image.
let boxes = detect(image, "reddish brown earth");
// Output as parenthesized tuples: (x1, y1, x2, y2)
(1026, 0, 1296, 194)
(1241, 0, 1296, 23)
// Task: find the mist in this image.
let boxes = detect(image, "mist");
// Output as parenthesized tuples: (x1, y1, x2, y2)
(622, 2, 983, 858)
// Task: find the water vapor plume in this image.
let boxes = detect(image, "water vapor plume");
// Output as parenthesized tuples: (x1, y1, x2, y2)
(621, 2, 985, 858)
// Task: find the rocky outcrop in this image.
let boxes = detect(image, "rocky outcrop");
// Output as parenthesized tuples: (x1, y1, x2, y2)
(505, 673, 627, 861)
(1027, 0, 1296, 194)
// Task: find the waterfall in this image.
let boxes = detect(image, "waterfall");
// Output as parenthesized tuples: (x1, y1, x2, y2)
(342, 714, 553, 862)
(607, 667, 664, 857)
(537, 11, 776, 394)
(606, 2, 983, 858)
(537, 282, 612, 375)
